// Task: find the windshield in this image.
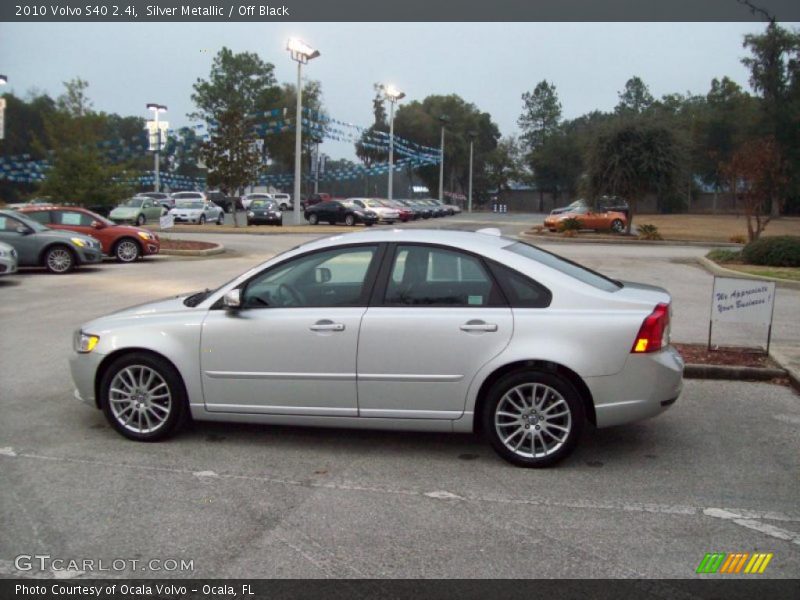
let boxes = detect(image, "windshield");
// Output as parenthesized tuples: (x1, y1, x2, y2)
(122, 198, 143, 208)
(251, 200, 276, 209)
(176, 200, 204, 209)
(505, 241, 622, 292)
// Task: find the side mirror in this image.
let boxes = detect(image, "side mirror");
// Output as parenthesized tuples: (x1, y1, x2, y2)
(91, 220, 105, 229)
(315, 267, 332, 284)
(16, 226, 32, 235)
(223, 289, 242, 309)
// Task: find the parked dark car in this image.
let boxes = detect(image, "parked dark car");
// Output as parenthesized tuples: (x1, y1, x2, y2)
(406, 200, 433, 219)
(247, 199, 283, 226)
(137, 192, 174, 209)
(301, 193, 333, 210)
(204, 191, 242, 214)
(304, 200, 377, 226)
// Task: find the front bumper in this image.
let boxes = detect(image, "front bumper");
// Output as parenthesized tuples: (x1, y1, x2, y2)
(248, 214, 282, 224)
(586, 345, 684, 428)
(0, 257, 18, 275)
(69, 350, 107, 408)
(76, 247, 103, 265)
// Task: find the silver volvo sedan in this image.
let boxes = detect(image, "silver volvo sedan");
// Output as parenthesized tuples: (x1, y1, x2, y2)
(70, 229, 683, 467)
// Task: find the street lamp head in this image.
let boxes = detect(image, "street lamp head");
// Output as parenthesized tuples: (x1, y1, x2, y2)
(383, 84, 405, 102)
(287, 38, 320, 63)
(439, 115, 450, 125)
(0, 75, 7, 85)
(147, 103, 167, 113)
(468, 130, 478, 139)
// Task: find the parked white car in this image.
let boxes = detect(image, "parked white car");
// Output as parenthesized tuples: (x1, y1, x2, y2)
(169, 198, 225, 225)
(272, 193, 293, 211)
(0, 241, 18, 276)
(69, 229, 683, 467)
(349, 198, 401, 223)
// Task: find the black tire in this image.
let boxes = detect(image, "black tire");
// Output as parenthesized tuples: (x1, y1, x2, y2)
(43, 244, 76, 274)
(217, 214, 224, 225)
(611, 219, 624, 234)
(482, 370, 584, 468)
(280, 203, 289, 211)
(199, 215, 206, 225)
(345, 214, 355, 227)
(308, 213, 319, 225)
(99, 352, 187, 442)
(136, 214, 146, 226)
(365, 222, 373, 227)
(114, 238, 141, 263)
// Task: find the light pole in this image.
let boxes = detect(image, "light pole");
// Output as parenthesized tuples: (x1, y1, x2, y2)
(0, 75, 7, 142)
(146, 103, 167, 192)
(382, 84, 405, 201)
(287, 37, 320, 225)
(437, 115, 449, 202)
(467, 130, 477, 213)
(312, 135, 322, 194)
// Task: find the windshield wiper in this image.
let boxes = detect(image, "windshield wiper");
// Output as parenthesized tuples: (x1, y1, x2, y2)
(183, 289, 211, 307)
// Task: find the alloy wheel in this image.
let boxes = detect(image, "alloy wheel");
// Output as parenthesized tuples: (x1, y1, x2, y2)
(116, 240, 139, 262)
(46, 247, 74, 273)
(108, 365, 172, 434)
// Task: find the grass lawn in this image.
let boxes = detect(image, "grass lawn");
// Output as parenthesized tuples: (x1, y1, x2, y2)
(630, 214, 800, 243)
(715, 263, 800, 282)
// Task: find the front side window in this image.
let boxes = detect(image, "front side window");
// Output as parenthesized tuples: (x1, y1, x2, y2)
(242, 245, 379, 309)
(24, 211, 52, 225)
(384, 245, 503, 307)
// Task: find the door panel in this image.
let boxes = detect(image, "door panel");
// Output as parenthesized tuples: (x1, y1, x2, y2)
(200, 308, 365, 415)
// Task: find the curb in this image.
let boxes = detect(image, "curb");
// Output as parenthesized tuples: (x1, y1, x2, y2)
(518, 230, 740, 248)
(683, 364, 786, 381)
(695, 256, 800, 290)
(769, 348, 800, 392)
(159, 243, 225, 257)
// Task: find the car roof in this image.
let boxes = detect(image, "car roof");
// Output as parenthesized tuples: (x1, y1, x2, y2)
(299, 228, 511, 253)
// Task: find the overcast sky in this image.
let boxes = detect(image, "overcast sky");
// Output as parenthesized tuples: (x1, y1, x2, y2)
(1, 22, 790, 160)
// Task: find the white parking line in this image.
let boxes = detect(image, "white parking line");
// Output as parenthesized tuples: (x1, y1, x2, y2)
(3, 448, 800, 546)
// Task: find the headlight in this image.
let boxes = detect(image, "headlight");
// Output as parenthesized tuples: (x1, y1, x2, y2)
(70, 237, 87, 248)
(74, 331, 99, 353)
(137, 231, 153, 241)
(0, 248, 6, 257)
(247, 211, 255, 217)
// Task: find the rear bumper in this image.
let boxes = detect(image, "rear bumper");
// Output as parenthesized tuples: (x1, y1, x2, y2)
(586, 345, 684, 428)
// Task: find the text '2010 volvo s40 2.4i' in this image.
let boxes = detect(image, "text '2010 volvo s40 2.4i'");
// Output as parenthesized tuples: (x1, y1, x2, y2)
(69, 229, 683, 467)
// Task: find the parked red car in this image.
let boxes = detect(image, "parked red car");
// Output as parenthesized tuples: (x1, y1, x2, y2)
(18, 206, 160, 262)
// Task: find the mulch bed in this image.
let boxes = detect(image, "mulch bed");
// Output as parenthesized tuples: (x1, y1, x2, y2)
(674, 343, 776, 368)
(159, 239, 217, 251)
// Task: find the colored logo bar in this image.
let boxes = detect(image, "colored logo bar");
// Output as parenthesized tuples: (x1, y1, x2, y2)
(696, 552, 773, 574)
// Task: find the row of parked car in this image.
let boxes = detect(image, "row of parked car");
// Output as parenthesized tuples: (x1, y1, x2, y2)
(303, 197, 462, 227)
(0, 204, 161, 275)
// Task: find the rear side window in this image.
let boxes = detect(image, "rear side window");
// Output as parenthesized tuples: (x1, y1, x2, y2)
(487, 261, 552, 308)
(55, 211, 94, 226)
(25, 211, 52, 225)
(384, 245, 504, 307)
(505, 242, 622, 292)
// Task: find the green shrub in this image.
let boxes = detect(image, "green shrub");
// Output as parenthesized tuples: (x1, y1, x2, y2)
(558, 217, 582, 232)
(637, 224, 663, 240)
(706, 249, 741, 263)
(741, 236, 800, 267)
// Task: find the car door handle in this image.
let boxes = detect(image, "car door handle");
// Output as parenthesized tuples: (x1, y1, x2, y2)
(460, 320, 498, 332)
(310, 320, 345, 332)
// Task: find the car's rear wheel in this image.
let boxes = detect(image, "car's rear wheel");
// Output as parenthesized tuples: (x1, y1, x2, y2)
(611, 219, 625, 233)
(136, 214, 146, 226)
(308, 213, 319, 225)
(114, 238, 141, 263)
(280, 203, 289, 211)
(345, 214, 355, 226)
(199, 215, 206, 225)
(483, 370, 584, 468)
(44, 245, 75, 274)
(217, 214, 224, 225)
(100, 352, 186, 442)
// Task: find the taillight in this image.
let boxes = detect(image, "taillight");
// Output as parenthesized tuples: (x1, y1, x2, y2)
(631, 303, 670, 353)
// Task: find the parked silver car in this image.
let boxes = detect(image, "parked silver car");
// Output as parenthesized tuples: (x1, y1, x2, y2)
(0, 240, 18, 276)
(69, 229, 683, 467)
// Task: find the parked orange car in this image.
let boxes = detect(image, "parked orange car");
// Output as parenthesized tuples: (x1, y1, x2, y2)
(544, 205, 628, 233)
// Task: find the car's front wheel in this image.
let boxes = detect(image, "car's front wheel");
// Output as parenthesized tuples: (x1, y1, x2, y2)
(610, 219, 625, 233)
(44, 245, 75, 274)
(100, 352, 186, 441)
(199, 215, 206, 225)
(136, 214, 146, 226)
(114, 238, 141, 263)
(483, 370, 584, 468)
(217, 214, 224, 225)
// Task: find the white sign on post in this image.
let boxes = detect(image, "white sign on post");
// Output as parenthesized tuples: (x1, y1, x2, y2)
(708, 276, 776, 351)
(159, 214, 174, 230)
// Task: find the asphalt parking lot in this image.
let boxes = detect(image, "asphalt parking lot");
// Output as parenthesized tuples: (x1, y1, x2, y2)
(1, 213, 798, 580)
